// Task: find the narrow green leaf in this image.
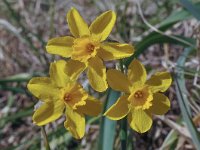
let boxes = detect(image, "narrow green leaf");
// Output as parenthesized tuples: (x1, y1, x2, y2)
(0, 85, 26, 94)
(160, 129, 178, 149)
(160, 2, 200, 27)
(124, 3, 199, 66)
(0, 73, 33, 83)
(180, 0, 200, 20)
(0, 107, 33, 129)
(176, 48, 194, 115)
(125, 34, 196, 66)
(175, 47, 200, 150)
(98, 89, 120, 150)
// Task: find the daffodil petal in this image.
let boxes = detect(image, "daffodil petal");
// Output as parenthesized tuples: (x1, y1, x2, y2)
(27, 77, 59, 101)
(67, 7, 90, 37)
(87, 56, 108, 92)
(148, 93, 170, 115)
(50, 60, 70, 87)
(104, 95, 130, 120)
(128, 60, 147, 85)
(77, 96, 102, 116)
(33, 100, 64, 126)
(89, 10, 116, 42)
(46, 36, 74, 57)
(97, 42, 134, 61)
(65, 59, 86, 81)
(128, 109, 152, 133)
(107, 69, 131, 93)
(64, 107, 85, 139)
(146, 72, 172, 93)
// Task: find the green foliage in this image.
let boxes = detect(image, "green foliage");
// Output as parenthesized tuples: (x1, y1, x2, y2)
(175, 48, 200, 150)
(1, 0, 200, 149)
(180, 0, 200, 20)
(98, 90, 120, 150)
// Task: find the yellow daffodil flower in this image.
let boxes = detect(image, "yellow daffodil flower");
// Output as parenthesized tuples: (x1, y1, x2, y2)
(46, 7, 134, 92)
(104, 60, 172, 133)
(27, 60, 102, 139)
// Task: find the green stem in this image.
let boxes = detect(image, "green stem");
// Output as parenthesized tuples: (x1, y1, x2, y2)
(41, 126, 51, 150)
(119, 60, 127, 150)
(120, 117, 127, 150)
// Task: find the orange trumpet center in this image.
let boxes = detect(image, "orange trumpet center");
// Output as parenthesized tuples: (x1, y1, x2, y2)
(87, 43, 95, 53)
(64, 93, 72, 102)
(134, 90, 143, 99)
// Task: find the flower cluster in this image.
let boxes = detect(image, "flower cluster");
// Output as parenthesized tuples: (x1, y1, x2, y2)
(27, 7, 171, 139)
(105, 60, 171, 133)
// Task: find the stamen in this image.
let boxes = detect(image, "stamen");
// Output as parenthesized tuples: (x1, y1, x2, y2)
(134, 90, 143, 98)
(87, 43, 95, 53)
(64, 94, 71, 102)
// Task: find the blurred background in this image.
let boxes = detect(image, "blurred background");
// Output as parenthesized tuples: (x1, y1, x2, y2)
(0, 0, 200, 149)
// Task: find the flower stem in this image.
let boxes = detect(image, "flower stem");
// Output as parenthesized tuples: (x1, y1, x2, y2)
(119, 60, 127, 150)
(120, 117, 127, 150)
(41, 126, 51, 150)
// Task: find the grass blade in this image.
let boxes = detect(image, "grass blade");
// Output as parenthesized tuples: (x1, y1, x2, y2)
(0, 73, 32, 83)
(125, 34, 196, 66)
(98, 89, 120, 150)
(160, 129, 178, 150)
(180, 0, 200, 20)
(175, 47, 200, 150)
(124, 3, 200, 66)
